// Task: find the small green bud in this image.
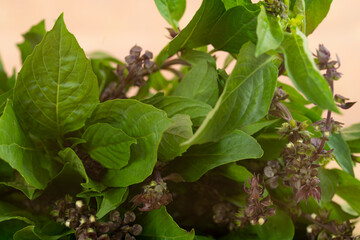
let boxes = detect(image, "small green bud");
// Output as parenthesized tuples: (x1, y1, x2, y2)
(65, 219, 71, 228)
(290, 119, 297, 128)
(75, 200, 83, 209)
(258, 217, 265, 226)
(89, 215, 96, 223)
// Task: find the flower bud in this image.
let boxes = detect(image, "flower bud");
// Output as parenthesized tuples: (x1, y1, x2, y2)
(124, 211, 136, 224)
(75, 200, 83, 209)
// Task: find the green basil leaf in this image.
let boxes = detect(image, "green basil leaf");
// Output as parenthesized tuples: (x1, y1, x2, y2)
(58, 148, 106, 193)
(327, 133, 354, 176)
(0, 201, 34, 239)
(168, 0, 226, 55)
(180, 49, 216, 66)
(0, 89, 13, 114)
(173, 60, 219, 106)
(96, 187, 128, 219)
(14, 14, 99, 138)
(221, 0, 252, 10)
(158, 114, 193, 161)
(209, 4, 259, 54)
(17, 20, 46, 63)
(330, 169, 360, 215)
(148, 71, 171, 91)
(342, 122, 360, 141)
(304, 0, 332, 35)
(253, 209, 294, 240)
(215, 162, 252, 183)
(154, 0, 186, 30)
(86, 99, 172, 187)
(347, 139, 360, 153)
(91, 58, 118, 96)
(277, 82, 310, 105)
(318, 168, 337, 203)
(240, 119, 279, 136)
(82, 123, 136, 169)
(0, 201, 33, 224)
(0, 56, 14, 93)
(138, 206, 195, 240)
(143, 94, 212, 127)
(183, 42, 277, 146)
(255, 6, 284, 57)
(13, 225, 73, 240)
(281, 28, 338, 112)
(0, 172, 41, 200)
(0, 100, 60, 190)
(171, 130, 263, 182)
(323, 202, 357, 222)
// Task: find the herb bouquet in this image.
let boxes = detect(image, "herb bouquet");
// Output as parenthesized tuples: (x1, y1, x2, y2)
(0, 0, 360, 239)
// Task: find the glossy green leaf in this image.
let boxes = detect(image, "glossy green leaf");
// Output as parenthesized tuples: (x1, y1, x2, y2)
(173, 60, 219, 106)
(148, 71, 170, 91)
(171, 130, 263, 182)
(0, 101, 60, 190)
(0, 220, 30, 239)
(281, 28, 338, 112)
(0, 56, 14, 93)
(0, 201, 33, 224)
(255, 6, 284, 57)
(143, 94, 212, 127)
(304, 0, 332, 35)
(82, 123, 136, 169)
(158, 114, 193, 161)
(17, 20, 46, 63)
(88, 51, 122, 64)
(330, 169, 360, 215)
(209, 4, 259, 54)
(216, 163, 252, 183)
(58, 148, 106, 193)
(342, 122, 360, 141)
(154, 0, 186, 30)
(346, 139, 360, 153)
(0, 89, 13, 114)
(194, 236, 214, 240)
(138, 206, 195, 240)
(221, 0, 252, 10)
(323, 201, 357, 221)
(257, 133, 287, 160)
(14, 14, 99, 138)
(96, 187, 128, 219)
(183, 42, 277, 146)
(293, 0, 306, 33)
(180, 49, 216, 66)
(240, 119, 279, 136)
(168, 0, 225, 55)
(13, 225, 73, 240)
(87, 99, 172, 187)
(91, 58, 117, 95)
(318, 168, 337, 203)
(0, 172, 40, 200)
(253, 209, 294, 240)
(327, 133, 354, 176)
(277, 82, 310, 105)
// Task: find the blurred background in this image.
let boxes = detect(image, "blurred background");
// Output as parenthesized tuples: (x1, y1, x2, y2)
(0, 0, 359, 126)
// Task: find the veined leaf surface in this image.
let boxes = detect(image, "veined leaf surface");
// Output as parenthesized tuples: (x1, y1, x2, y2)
(14, 14, 99, 138)
(183, 42, 277, 146)
(87, 99, 172, 187)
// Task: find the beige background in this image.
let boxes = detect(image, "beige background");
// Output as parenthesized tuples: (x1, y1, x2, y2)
(0, 1, 359, 125)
